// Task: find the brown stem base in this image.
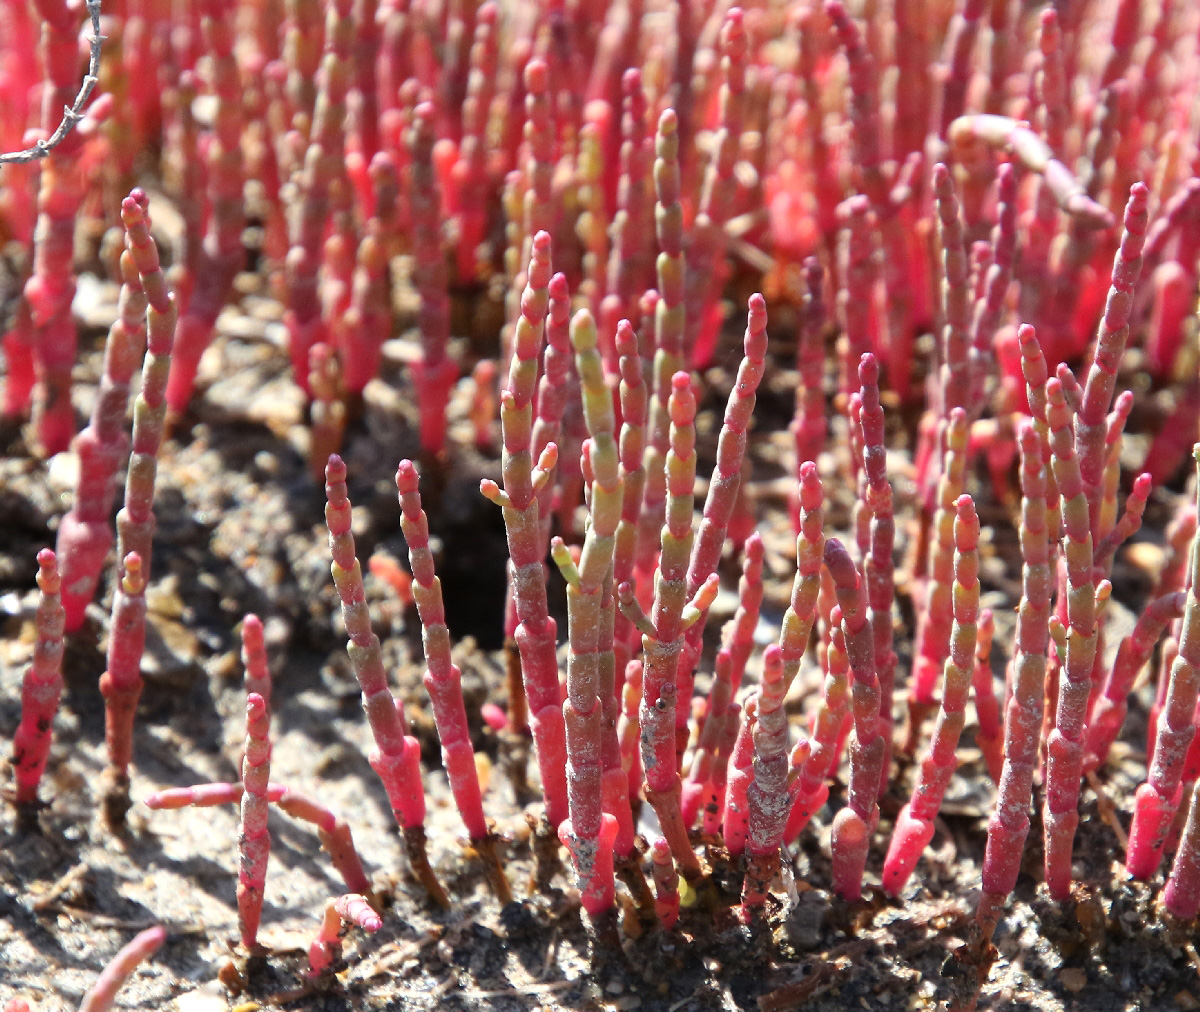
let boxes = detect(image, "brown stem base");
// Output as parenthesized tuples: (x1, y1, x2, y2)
(645, 784, 703, 882)
(527, 812, 562, 894)
(504, 637, 528, 732)
(100, 765, 132, 830)
(585, 906, 625, 968)
(616, 850, 655, 917)
(741, 850, 779, 912)
(944, 894, 1002, 1012)
(14, 799, 43, 835)
(402, 825, 450, 909)
(473, 829, 513, 904)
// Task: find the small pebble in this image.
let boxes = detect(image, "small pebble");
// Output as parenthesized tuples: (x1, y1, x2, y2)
(1059, 968, 1087, 993)
(1177, 991, 1199, 1011)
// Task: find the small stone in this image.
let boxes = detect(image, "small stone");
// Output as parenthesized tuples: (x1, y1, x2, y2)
(1176, 990, 1199, 1010)
(1059, 968, 1087, 993)
(615, 998, 641, 1010)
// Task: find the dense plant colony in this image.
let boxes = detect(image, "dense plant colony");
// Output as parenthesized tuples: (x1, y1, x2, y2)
(6, 0, 1200, 1007)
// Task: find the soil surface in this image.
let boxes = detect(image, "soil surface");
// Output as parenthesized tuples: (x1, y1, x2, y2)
(3, 263, 1200, 1012)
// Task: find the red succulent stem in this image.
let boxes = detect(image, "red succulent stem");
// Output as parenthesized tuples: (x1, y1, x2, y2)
(1085, 591, 1186, 775)
(308, 893, 382, 977)
(683, 533, 765, 827)
(56, 251, 147, 630)
(825, 537, 884, 900)
(973, 608, 1002, 783)
(613, 319, 648, 681)
(910, 409, 969, 724)
(12, 549, 65, 807)
(744, 644, 810, 911)
(551, 308, 625, 914)
(1042, 377, 1110, 900)
(1076, 183, 1150, 529)
(1128, 448, 1200, 880)
(408, 101, 457, 454)
(618, 372, 717, 881)
(237, 693, 271, 950)
(165, 0, 246, 413)
(883, 495, 979, 895)
(78, 926, 166, 1012)
(241, 614, 272, 711)
(683, 7, 745, 369)
(978, 421, 1051, 929)
(786, 608, 851, 844)
(651, 837, 680, 929)
(791, 257, 827, 502)
(397, 461, 489, 842)
(675, 294, 768, 753)
(637, 109, 686, 586)
(325, 454, 447, 906)
(858, 353, 896, 797)
(482, 231, 570, 828)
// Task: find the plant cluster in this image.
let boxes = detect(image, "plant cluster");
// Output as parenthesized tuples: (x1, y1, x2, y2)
(4, 0, 1200, 1008)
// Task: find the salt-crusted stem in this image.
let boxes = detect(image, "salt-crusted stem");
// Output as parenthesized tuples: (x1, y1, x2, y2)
(144, 782, 372, 897)
(834, 196, 874, 403)
(605, 69, 650, 323)
(857, 354, 896, 797)
(619, 372, 716, 882)
(1165, 776, 1200, 919)
(883, 495, 980, 895)
(723, 699, 757, 855)
(408, 101, 456, 455)
(23, 0, 89, 456)
(95, 191, 176, 821)
(57, 253, 147, 630)
(99, 549, 149, 815)
(786, 609, 850, 843)
(1128, 448, 1200, 880)
(825, 537, 884, 900)
(1043, 378, 1110, 900)
(238, 693, 271, 950)
(967, 163, 1015, 406)
(551, 308, 625, 916)
(618, 660, 644, 805)
(533, 273, 574, 566)
(978, 421, 1050, 925)
(934, 164, 971, 416)
(1085, 592, 1186, 774)
(307, 893, 382, 977)
(241, 614, 271, 710)
(164, 2, 246, 412)
(909, 409, 970, 738)
(676, 294, 769, 752)
(973, 609, 1002, 783)
(397, 460, 510, 902)
(637, 109, 686, 583)
(946, 115, 1114, 229)
(613, 319, 648, 695)
(651, 837, 680, 929)
(683, 7, 745, 367)
(78, 926, 167, 1012)
(1076, 183, 1150, 531)
(12, 549, 65, 809)
(325, 455, 446, 907)
(683, 534, 764, 827)
(791, 258, 827, 484)
(779, 460, 826, 701)
(482, 231, 569, 829)
(744, 644, 810, 911)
